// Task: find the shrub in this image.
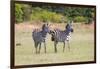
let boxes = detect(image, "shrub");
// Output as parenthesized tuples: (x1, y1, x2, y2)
(74, 16, 87, 23)
(15, 4, 24, 23)
(30, 8, 66, 23)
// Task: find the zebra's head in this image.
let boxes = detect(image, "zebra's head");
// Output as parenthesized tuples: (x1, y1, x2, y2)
(65, 21, 74, 33)
(42, 23, 50, 33)
(49, 30, 55, 41)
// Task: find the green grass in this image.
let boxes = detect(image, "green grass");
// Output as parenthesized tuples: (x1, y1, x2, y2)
(15, 23, 94, 65)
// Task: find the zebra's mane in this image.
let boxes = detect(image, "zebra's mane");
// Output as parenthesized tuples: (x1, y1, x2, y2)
(54, 28, 69, 35)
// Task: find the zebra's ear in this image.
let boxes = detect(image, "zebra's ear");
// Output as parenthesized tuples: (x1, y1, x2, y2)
(46, 22, 51, 26)
(42, 24, 46, 30)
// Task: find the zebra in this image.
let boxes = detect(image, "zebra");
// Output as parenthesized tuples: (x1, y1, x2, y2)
(50, 22, 74, 53)
(32, 23, 50, 54)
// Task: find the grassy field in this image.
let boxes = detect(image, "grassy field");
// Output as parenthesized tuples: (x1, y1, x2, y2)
(15, 23, 94, 65)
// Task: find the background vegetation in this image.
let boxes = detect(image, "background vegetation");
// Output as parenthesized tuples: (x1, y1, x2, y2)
(15, 3, 95, 24)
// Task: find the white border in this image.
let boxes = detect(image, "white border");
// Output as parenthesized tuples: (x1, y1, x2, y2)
(0, 0, 100, 69)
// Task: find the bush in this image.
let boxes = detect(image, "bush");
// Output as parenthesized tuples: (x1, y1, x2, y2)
(15, 4, 94, 24)
(15, 4, 32, 23)
(31, 8, 66, 23)
(15, 4, 24, 23)
(74, 16, 87, 23)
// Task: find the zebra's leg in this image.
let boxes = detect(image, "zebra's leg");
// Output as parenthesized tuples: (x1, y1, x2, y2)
(44, 41, 46, 53)
(34, 43, 38, 54)
(63, 41, 65, 52)
(54, 41, 57, 53)
(38, 43, 41, 54)
(67, 40, 70, 51)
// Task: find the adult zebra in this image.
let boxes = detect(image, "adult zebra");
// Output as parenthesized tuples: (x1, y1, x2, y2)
(32, 24, 50, 54)
(50, 22, 74, 53)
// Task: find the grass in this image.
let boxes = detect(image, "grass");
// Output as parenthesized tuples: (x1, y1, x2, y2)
(15, 23, 94, 65)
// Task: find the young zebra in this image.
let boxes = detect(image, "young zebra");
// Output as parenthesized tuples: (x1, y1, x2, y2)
(50, 23, 73, 53)
(32, 24, 50, 54)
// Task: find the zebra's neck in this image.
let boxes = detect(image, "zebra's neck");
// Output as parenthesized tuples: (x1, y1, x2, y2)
(65, 29, 70, 35)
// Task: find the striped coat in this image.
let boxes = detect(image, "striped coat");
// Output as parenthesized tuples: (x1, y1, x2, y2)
(32, 24, 50, 54)
(50, 23, 73, 53)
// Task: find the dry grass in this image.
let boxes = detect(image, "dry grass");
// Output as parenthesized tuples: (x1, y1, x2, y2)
(15, 22, 95, 65)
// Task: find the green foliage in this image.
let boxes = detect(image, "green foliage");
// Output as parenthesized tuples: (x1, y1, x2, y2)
(15, 4, 32, 23)
(15, 4, 23, 23)
(51, 13, 66, 23)
(31, 7, 66, 23)
(74, 16, 87, 23)
(15, 3, 95, 24)
(22, 4, 32, 21)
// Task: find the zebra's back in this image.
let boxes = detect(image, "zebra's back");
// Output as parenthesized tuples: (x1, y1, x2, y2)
(51, 29, 68, 42)
(32, 30, 45, 43)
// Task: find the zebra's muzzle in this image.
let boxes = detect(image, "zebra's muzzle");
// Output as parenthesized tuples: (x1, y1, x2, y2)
(71, 28, 74, 32)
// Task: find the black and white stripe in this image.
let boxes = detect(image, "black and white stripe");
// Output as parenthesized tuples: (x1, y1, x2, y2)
(32, 24, 50, 54)
(50, 23, 73, 53)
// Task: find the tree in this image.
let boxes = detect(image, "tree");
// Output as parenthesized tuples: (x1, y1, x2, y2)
(15, 3, 95, 24)
(15, 4, 23, 23)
